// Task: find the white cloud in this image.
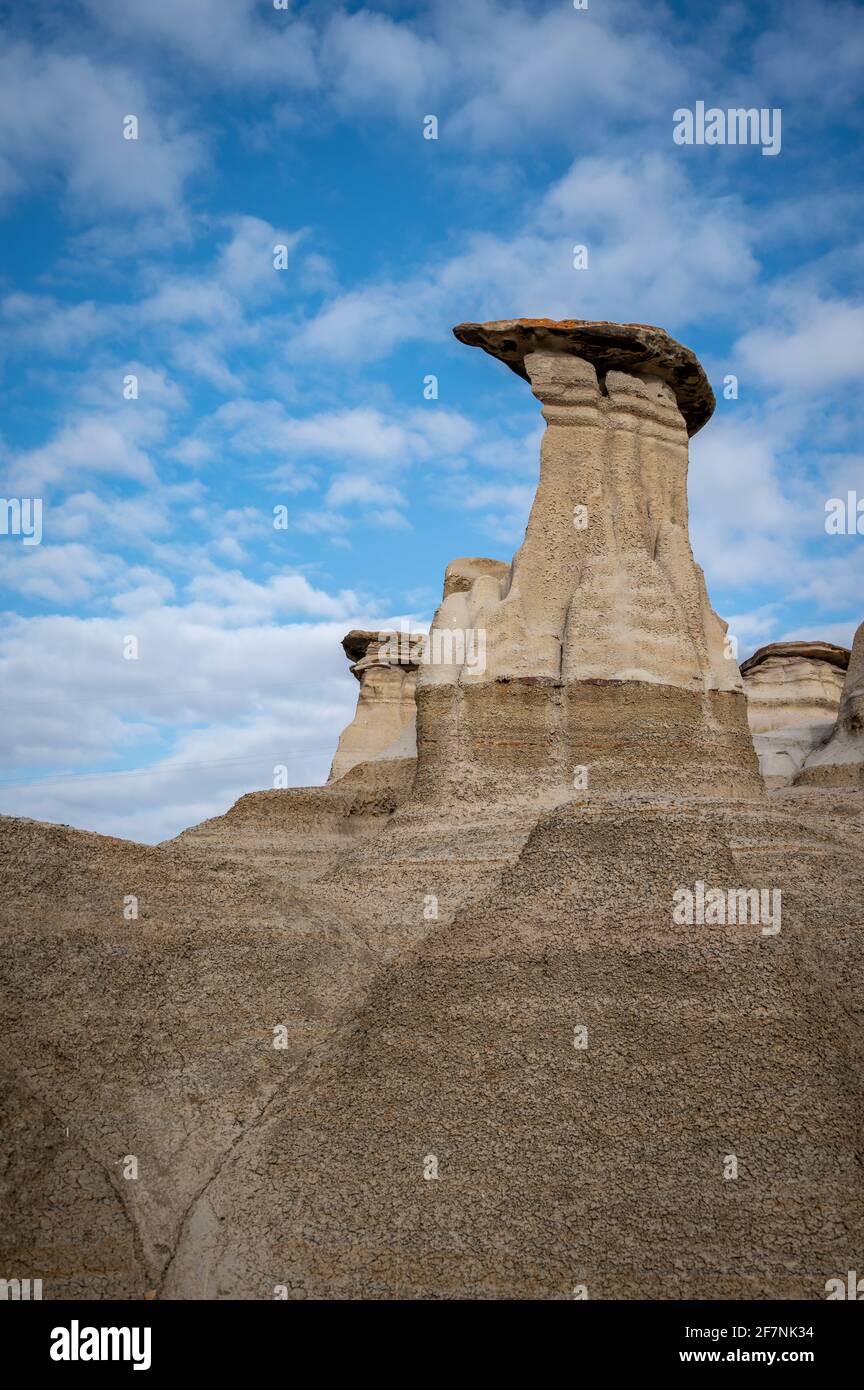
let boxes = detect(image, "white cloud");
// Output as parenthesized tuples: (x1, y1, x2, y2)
(83, 0, 317, 88)
(325, 474, 406, 509)
(182, 399, 476, 477)
(440, 0, 686, 147)
(0, 703, 348, 846)
(462, 482, 535, 543)
(79, 363, 187, 413)
(290, 153, 760, 366)
(5, 413, 158, 492)
(293, 509, 352, 539)
(218, 217, 306, 296)
(111, 575, 177, 613)
(777, 617, 862, 650)
(371, 507, 412, 531)
(0, 40, 201, 214)
(138, 279, 238, 328)
(184, 570, 364, 624)
(725, 604, 784, 661)
(750, 0, 864, 104)
(286, 284, 429, 363)
(51, 491, 176, 545)
(687, 408, 816, 587)
(735, 295, 864, 393)
(0, 294, 113, 354)
(0, 217, 312, 401)
(0, 595, 404, 841)
(0, 542, 119, 604)
(321, 10, 447, 118)
(80, 0, 690, 147)
(688, 407, 864, 620)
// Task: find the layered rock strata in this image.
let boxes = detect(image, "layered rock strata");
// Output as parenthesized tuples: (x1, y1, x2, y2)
(170, 757, 417, 886)
(797, 621, 864, 788)
(0, 812, 380, 1298)
(327, 629, 423, 783)
(416, 320, 762, 802)
(171, 792, 864, 1299)
(2, 318, 862, 1304)
(741, 641, 850, 788)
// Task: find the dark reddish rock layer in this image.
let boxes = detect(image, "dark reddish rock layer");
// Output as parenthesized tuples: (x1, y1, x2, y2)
(452, 318, 715, 435)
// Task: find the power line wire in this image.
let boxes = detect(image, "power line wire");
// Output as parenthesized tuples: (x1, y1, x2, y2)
(0, 746, 336, 789)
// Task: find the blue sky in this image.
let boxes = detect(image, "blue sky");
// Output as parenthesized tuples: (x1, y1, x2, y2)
(0, 0, 862, 841)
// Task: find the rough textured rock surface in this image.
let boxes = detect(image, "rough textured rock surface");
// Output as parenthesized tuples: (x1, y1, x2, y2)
(0, 813, 379, 1298)
(1, 317, 862, 1303)
(453, 318, 715, 435)
(797, 622, 864, 788)
(327, 629, 423, 783)
(442, 555, 510, 599)
(418, 325, 762, 802)
(170, 794, 864, 1300)
(170, 757, 417, 885)
(741, 641, 850, 788)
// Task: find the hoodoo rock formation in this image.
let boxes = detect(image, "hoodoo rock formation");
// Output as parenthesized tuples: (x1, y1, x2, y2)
(1, 317, 863, 1303)
(156, 324, 863, 1300)
(327, 628, 423, 783)
(741, 640, 850, 788)
(418, 319, 762, 802)
(797, 621, 864, 788)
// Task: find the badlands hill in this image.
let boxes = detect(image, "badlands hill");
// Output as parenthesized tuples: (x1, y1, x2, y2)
(1, 318, 862, 1301)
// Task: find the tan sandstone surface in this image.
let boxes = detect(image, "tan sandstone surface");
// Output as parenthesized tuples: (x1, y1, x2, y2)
(327, 629, 423, 783)
(796, 621, 864, 790)
(418, 320, 761, 805)
(741, 641, 850, 788)
(1, 318, 862, 1301)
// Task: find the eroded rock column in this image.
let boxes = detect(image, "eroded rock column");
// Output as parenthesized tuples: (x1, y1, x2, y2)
(415, 318, 763, 801)
(797, 620, 864, 787)
(741, 640, 850, 787)
(327, 628, 422, 782)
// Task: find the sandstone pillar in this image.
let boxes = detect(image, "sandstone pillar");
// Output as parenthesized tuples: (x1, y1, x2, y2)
(741, 640, 850, 787)
(327, 628, 422, 782)
(797, 620, 864, 787)
(415, 319, 763, 800)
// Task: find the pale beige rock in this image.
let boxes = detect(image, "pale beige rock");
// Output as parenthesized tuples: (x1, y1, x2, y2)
(424, 342, 732, 691)
(797, 622, 864, 788)
(442, 556, 510, 599)
(416, 321, 761, 801)
(2, 317, 863, 1305)
(327, 628, 423, 783)
(741, 641, 849, 788)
